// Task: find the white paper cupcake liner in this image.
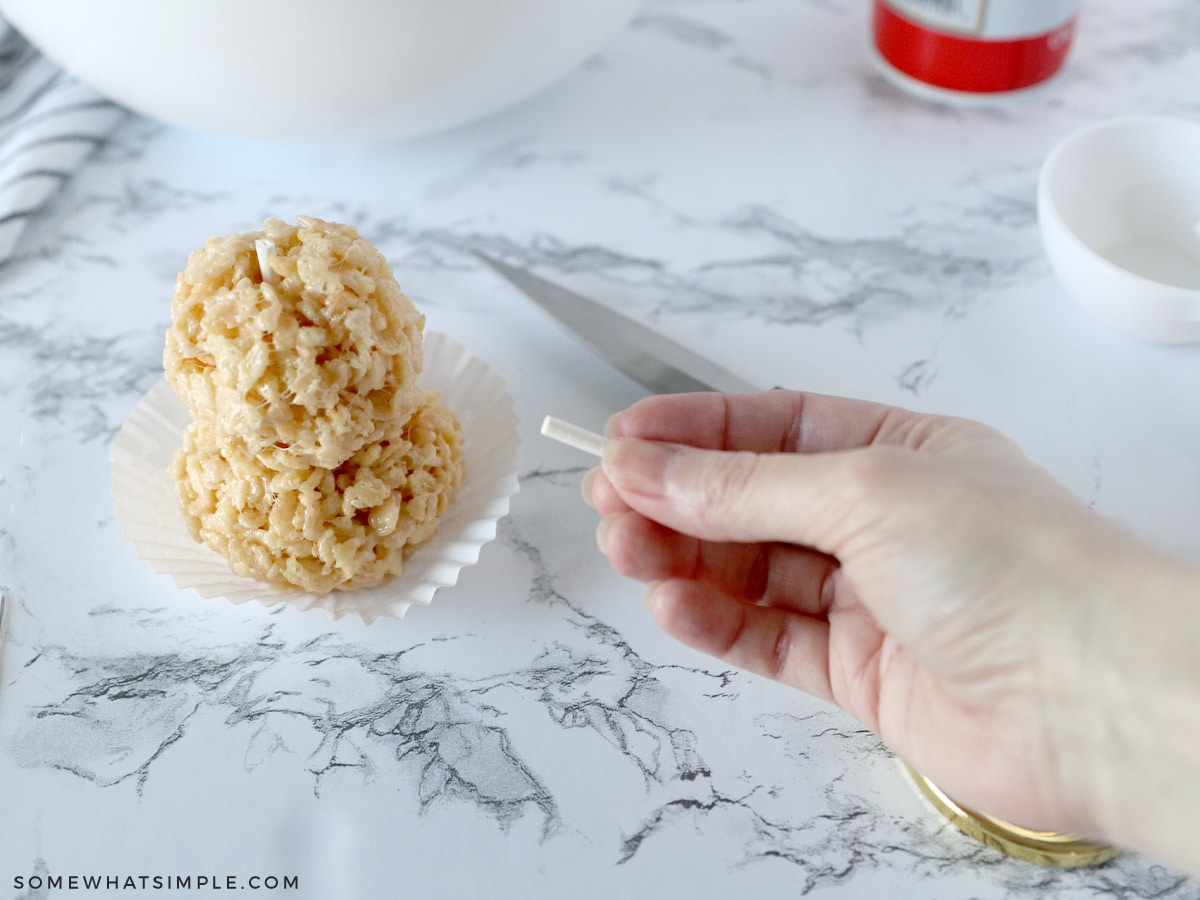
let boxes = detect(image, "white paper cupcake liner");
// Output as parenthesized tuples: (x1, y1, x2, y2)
(110, 331, 520, 623)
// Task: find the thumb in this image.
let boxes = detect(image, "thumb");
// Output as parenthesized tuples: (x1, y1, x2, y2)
(601, 436, 862, 550)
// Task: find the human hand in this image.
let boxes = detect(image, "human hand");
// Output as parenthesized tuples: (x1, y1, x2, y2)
(587, 390, 1200, 865)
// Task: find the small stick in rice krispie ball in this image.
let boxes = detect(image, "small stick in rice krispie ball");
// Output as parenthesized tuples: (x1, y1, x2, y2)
(164, 216, 426, 468)
(170, 398, 466, 595)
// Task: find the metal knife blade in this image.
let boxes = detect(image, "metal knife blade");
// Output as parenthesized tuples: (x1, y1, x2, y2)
(477, 254, 758, 394)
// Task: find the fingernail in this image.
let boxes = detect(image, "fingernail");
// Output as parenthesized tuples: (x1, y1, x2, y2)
(643, 580, 663, 608)
(603, 437, 675, 497)
(581, 467, 599, 508)
(604, 413, 621, 438)
(595, 513, 619, 555)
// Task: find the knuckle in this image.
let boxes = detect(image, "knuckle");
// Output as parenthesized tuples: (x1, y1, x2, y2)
(691, 450, 762, 517)
(836, 448, 907, 505)
(717, 602, 750, 659)
(819, 449, 914, 539)
(768, 622, 793, 683)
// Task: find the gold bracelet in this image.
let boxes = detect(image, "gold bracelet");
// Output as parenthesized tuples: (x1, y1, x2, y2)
(903, 764, 1120, 868)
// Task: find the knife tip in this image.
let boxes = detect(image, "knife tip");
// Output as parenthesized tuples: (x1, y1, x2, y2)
(471, 250, 507, 273)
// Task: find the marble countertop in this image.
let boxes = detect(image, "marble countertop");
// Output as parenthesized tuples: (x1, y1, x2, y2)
(2, 0, 1200, 897)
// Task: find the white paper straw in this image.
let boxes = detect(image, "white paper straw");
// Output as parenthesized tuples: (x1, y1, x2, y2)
(255, 238, 281, 285)
(541, 415, 607, 457)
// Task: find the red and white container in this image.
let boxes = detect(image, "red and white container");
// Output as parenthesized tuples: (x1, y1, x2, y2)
(872, 0, 1079, 102)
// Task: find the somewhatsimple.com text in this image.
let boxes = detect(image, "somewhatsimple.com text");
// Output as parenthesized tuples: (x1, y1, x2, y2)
(13, 873, 299, 892)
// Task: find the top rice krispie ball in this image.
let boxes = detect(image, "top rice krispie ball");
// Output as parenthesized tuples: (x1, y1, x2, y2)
(164, 216, 426, 468)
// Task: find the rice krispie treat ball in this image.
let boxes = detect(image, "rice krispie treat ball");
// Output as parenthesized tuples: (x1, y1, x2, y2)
(164, 216, 426, 468)
(170, 400, 466, 595)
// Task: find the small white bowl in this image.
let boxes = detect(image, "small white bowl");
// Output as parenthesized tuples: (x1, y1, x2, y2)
(0, 0, 642, 143)
(1038, 116, 1200, 343)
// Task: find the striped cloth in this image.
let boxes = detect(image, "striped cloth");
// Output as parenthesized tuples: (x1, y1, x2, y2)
(0, 21, 125, 264)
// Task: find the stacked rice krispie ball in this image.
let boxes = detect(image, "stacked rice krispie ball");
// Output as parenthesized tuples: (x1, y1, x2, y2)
(164, 217, 465, 594)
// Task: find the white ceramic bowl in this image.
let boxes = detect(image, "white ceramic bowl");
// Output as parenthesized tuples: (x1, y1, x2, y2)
(0, 0, 642, 142)
(1038, 116, 1200, 343)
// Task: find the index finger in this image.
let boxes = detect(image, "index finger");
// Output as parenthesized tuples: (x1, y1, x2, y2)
(608, 390, 929, 455)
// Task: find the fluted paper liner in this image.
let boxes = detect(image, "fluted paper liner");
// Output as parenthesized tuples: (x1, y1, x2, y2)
(111, 332, 520, 623)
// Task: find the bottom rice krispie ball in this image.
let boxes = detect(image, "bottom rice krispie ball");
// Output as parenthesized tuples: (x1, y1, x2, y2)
(171, 399, 465, 594)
